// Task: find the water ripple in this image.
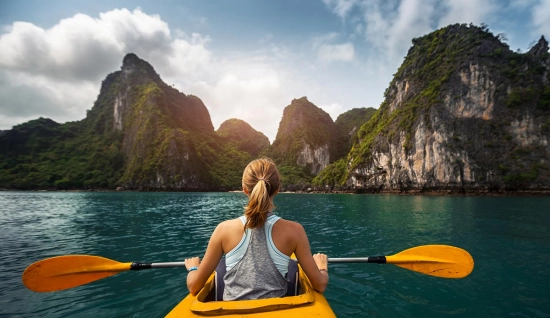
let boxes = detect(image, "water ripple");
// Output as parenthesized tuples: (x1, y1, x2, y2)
(1, 192, 550, 317)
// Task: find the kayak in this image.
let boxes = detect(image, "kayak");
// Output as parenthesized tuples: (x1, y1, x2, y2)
(165, 259, 336, 317)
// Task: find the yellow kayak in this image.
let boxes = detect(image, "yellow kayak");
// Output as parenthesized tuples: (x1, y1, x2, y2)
(166, 260, 335, 317)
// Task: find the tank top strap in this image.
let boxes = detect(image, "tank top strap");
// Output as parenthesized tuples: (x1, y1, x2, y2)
(238, 215, 246, 225)
(265, 214, 280, 225)
(264, 215, 290, 276)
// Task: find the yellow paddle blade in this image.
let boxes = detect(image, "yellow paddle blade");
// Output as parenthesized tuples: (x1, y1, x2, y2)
(22, 255, 132, 292)
(386, 245, 474, 278)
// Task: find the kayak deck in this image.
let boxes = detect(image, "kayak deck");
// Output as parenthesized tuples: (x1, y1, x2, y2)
(166, 260, 335, 317)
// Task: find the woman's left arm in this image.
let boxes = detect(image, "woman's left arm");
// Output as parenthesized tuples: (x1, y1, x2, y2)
(185, 223, 225, 295)
(293, 223, 329, 293)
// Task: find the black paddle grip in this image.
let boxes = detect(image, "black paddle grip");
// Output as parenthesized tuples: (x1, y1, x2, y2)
(368, 256, 387, 264)
(130, 262, 152, 270)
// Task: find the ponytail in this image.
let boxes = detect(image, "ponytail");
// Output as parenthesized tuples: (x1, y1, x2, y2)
(242, 158, 280, 229)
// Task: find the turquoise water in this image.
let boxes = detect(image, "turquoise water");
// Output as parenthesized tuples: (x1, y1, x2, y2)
(0, 192, 549, 317)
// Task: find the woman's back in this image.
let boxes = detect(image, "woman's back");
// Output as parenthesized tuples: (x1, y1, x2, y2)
(184, 158, 328, 297)
(223, 216, 288, 300)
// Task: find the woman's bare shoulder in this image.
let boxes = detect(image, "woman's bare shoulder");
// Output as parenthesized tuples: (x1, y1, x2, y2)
(275, 218, 306, 234)
(217, 218, 244, 231)
(219, 217, 242, 226)
(277, 218, 301, 226)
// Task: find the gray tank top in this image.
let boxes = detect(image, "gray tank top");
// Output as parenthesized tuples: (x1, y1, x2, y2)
(223, 224, 288, 300)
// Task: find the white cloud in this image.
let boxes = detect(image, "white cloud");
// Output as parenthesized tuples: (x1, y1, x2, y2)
(322, 0, 360, 19)
(0, 8, 187, 131)
(0, 7, 297, 142)
(321, 0, 500, 75)
(310, 33, 355, 63)
(312, 32, 339, 46)
(190, 74, 285, 142)
(318, 43, 355, 62)
(323, 0, 499, 54)
(0, 70, 97, 119)
(0, 8, 173, 82)
(386, 0, 436, 58)
(186, 56, 300, 142)
(159, 33, 212, 80)
(508, 0, 539, 11)
(318, 102, 345, 121)
(438, 0, 497, 28)
(532, 0, 550, 38)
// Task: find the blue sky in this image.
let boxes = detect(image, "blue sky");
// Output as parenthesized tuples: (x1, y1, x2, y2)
(1, 0, 548, 142)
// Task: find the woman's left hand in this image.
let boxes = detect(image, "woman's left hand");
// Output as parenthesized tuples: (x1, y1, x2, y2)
(185, 257, 200, 271)
(313, 253, 328, 271)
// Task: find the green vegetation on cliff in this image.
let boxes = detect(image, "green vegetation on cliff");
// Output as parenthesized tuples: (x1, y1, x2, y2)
(315, 23, 550, 189)
(3, 29, 548, 192)
(0, 68, 128, 190)
(312, 158, 348, 187)
(335, 107, 377, 154)
(0, 118, 124, 189)
(0, 54, 260, 191)
(217, 118, 270, 157)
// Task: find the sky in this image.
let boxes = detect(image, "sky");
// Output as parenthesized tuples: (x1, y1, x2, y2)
(0, 0, 548, 142)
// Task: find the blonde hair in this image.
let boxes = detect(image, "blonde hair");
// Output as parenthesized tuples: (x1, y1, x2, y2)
(242, 158, 280, 229)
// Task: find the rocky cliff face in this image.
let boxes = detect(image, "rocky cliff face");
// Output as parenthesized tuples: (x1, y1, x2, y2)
(0, 54, 257, 190)
(4, 25, 550, 193)
(98, 54, 217, 190)
(269, 97, 341, 177)
(296, 143, 330, 175)
(332, 24, 550, 193)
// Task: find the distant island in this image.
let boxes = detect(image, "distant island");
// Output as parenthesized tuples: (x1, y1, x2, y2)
(1, 23, 550, 195)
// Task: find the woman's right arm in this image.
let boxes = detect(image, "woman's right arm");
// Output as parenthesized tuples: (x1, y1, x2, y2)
(293, 223, 329, 293)
(185, 222, 225, 294)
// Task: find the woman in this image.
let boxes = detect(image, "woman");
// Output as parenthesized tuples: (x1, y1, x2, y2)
(184, 158, 329, 300)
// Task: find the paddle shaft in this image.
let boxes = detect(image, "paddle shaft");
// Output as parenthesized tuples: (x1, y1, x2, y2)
(134, 252, 456, 267)
(130, 262, 186, 270)
(328, 256, 386, 264)
(130, 257, 387, 270)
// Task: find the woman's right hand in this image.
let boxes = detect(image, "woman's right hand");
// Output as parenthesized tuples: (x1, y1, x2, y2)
(185, 257, 200, 271)
(313, 253, 328, 271)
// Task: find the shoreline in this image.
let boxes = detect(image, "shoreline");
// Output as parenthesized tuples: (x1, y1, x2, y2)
(2, 188, 550, 197)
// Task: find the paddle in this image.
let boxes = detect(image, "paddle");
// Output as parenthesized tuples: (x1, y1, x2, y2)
(22, 245, 473, 292)
(22, 255, 186, 292)
(328, 245, 474, 279)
